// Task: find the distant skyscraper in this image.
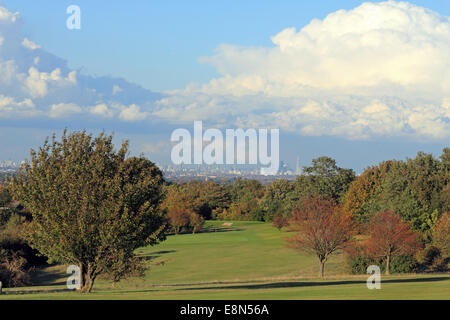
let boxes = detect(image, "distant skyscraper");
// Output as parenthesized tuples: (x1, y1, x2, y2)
(296, 156, 301, 175)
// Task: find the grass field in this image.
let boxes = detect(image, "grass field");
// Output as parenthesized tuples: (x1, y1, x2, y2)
(1, 221, 449, 300)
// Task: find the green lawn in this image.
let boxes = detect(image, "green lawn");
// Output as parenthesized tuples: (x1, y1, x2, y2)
(1, 221, 449, 299)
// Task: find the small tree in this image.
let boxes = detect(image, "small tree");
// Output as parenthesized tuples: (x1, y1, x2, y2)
(189, 213, 205, 234)
(365, 210, 421, 275)
(167, 208, 190, 234)
(287, 195, 354, 278)
(272, 213, 289, 231)
(10, 131, 168, 292)
(164, 187, 195, 234)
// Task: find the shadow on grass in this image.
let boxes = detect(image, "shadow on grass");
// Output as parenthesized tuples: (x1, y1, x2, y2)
(29, 267, 67, 287)
(141, 250, 177, 261)
(199, 227, 245, 234)
(166, 227, 245, 236)
(170, 276, 450, 292)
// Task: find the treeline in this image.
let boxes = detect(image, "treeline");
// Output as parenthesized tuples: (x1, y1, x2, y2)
(163, 150, 448, 234)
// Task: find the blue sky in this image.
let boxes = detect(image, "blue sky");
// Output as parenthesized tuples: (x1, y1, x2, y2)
(3, 0, 450, 91)
(0, 1, 448, 172)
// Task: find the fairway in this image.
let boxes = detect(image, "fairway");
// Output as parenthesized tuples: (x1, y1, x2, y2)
(1, 221, 449, 300)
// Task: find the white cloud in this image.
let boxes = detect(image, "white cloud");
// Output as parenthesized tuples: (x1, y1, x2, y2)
(153, 1, 450, 140)
(89, 103, 115, 118)
(49, 103, 82, 118)
(0, 94, 33, 109)
(0, 2, 447, 140)
(22, 38, 41, 50)
(0, 94, 36, 118)
(0, 6, 18, 23)
(119, 104, 148, 121)
(0, 5, 159, 125)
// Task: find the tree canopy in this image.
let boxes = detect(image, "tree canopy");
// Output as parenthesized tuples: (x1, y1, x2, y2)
(10, 131, 168, 292)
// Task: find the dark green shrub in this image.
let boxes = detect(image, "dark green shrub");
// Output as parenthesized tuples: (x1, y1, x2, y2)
(390, 255, 418, 273)
(346, 251, 417, 274)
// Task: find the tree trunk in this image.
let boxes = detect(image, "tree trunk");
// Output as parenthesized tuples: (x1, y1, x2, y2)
(79, 263, 97, 293)
(319, 260, 325, 278)
(78, 263, 85, 290)
(385, 255, 391, 275)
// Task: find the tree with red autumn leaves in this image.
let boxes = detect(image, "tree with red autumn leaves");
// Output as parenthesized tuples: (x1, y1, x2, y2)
(272, 213, 289, 231)
(365, 210, 421, 275)
(286, 195, 354, 278)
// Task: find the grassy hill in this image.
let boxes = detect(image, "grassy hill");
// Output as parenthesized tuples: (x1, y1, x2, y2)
(1, 221, 449, 299)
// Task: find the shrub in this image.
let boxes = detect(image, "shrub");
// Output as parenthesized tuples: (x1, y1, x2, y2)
(390, 255, 418, 273)
(346, 247, 418, 274)
(0, 251, 31, 287)
(272, 213, 289, 231)
(417, 245, 448, 272)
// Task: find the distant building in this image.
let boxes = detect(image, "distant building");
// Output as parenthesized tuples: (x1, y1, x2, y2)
(296, 156, 301, 175)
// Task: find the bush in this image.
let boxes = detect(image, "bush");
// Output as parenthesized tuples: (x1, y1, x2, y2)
(346, 249, 418, 274)
(417, 245, 448, 272)
(390, 255, 418, 273)
(0, 250, 31, 288)
(272, 214, 289, 231)
(346, 251, 384, 274)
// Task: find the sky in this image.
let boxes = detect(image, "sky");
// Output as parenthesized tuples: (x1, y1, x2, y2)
(0, 0, 449, 173)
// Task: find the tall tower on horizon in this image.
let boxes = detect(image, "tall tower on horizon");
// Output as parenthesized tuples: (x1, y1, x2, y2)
(296, 156, 301, 175)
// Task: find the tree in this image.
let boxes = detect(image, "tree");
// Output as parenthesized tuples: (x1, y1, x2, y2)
(433, 212, 449, 257)
(365, 211, 421, 275)
(343, 161, 392, 224)
(0, 185, 11, 207)
(189, 213, 205, 234)
(379, 152, 446, 233)
(163, 185, 196, 234)
(260, 179, 294, 221)
(286, 195, 354, 278)
(230, 179, 265, 221)
(272, 213, 289, 231)
(294, 157, 355, 203)
(9, 131, 168, 292)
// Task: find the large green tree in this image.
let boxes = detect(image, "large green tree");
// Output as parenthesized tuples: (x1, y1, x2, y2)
(10, 131, 168, 292)
(294, 157, 355, 204)
(379, 151, 447, 233)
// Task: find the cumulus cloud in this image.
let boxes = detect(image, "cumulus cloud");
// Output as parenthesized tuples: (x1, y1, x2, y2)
(0, 6, 18, 23)
(89, 103, 115, 118)
(119, 104, 148, 121)
(152, 1, 450, 140)
(49, 103, 82, 118)
(0, 94, 38, 118)
(22, 37, 40, 50)
(0, 5, 160, 124)
(0, 2, 448, 141)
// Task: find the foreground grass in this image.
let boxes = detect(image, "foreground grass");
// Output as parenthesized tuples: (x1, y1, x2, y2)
(1, 221, 449, 299)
